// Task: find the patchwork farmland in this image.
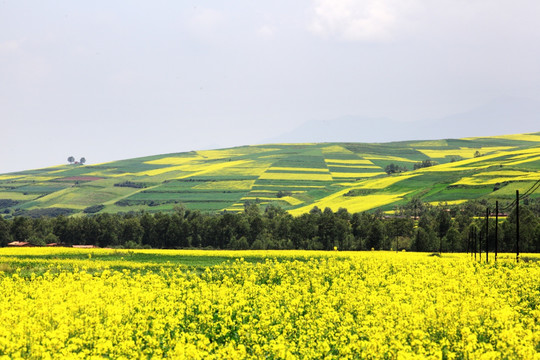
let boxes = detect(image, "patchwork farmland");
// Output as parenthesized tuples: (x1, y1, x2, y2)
(1, 132, 540, 217)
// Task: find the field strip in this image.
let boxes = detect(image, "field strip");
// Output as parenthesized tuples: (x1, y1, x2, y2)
(102, 184, 161, 205)
(325, 159, 374, 165)
(252, 184, 326, 188)
(289, 191, 411, 215)
(241, 196, 303, 206)
(331, 172, 386, 179)
(327, 164, 380, 169)
(418, 146, 515, 159)
(363, 155, 418, 163)
(0, 175, 24, 180)
(268, 167, 330, 173)
(145, 157, 202, 166)
(173, 160, 257, 179)
(428, 199, 468, 206)
(259, 172, 334, 181)
(505, 154, 540, 166)
(468, 133, 540, 142)
(321, 145, 357, 154)
(352, 174, 419, 189)
(193, 180, 255, 190)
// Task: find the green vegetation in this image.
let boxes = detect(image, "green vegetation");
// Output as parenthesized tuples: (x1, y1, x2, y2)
(1, 132, 540, 217)
(1, 199, 539, 252)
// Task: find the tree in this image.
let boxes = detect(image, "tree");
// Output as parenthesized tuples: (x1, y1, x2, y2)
(445, 225, 462, 252)
(10, 217, 33, 243)
(413, 227, 430, 251)
(385, 163, 407, 174)
(413, 159, 437, 170)
(121, 217, 144, 246)
(67, 156, 75, 164)
(367, 219, 385, 250)
(435, 209, 452, 252)
(80, 157, 86, 165)
(387, 217, 414, 250)
(0, 217, 11, 246)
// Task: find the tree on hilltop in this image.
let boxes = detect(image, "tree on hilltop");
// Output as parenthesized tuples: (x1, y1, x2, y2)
(67, 156, 75, 164)
(80, 157, 86, 165)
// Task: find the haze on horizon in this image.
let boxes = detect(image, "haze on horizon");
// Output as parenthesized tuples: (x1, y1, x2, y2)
(1, 0, 540, 174)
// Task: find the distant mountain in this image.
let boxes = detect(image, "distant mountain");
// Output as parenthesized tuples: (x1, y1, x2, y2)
(268, 97, 540, 143)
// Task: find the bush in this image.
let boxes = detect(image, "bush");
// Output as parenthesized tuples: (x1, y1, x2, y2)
(83, 205, 105, 214)
(114, 181, 147, 189)
(229, 236, 249, 250)
(44, 233, 59, 244)
(124, 240, 143, 249)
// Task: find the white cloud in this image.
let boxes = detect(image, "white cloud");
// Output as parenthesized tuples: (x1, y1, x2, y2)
(308, 0, 419, 42)
(258, 25, 275, 38)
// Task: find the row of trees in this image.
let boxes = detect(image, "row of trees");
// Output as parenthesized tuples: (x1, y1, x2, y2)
(1, 199, 539, 252)
(384, 159, 438, 174)
(67, 156, 86, 165)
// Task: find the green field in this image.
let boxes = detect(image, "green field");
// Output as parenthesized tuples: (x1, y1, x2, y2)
(1, 133, 540, 217)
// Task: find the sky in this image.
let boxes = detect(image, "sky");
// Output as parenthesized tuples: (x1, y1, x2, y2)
(1, 0, 540, 173)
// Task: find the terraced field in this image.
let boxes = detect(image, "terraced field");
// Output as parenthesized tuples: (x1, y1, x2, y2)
(1, 133, 540, 216)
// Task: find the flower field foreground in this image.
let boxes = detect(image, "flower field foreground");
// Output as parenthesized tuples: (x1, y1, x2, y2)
(0, 250, 539, 359)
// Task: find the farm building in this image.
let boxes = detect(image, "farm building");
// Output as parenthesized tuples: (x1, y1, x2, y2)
(7, 241, 32, 247)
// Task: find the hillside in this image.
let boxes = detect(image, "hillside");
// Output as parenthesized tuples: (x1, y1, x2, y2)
(1, 133, 540, 217)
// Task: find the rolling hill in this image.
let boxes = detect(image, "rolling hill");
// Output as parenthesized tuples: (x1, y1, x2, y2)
(1, 132, 540, 217)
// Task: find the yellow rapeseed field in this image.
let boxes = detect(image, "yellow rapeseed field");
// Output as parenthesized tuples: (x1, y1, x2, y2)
(0, 249, 539, 359)
(321, 145, 356, 154)
(354, 174, 418, 189)
(289, 191, 410, 215)
(427, 200, 468, 206)
(477, 133, 540, 142)
(417, 147, 514, 160)
(506, 155, 540, 166)
(0, 175, 23, 180)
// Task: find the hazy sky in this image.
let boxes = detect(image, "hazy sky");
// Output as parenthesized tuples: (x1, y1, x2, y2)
(2, 0, 540, 173)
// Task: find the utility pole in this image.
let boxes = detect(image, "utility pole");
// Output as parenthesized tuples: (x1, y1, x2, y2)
(485, 207, 489, 263)
(516, 190, 520, 262)
(467, 229, 470, 256)
(474, 228, 477, 261)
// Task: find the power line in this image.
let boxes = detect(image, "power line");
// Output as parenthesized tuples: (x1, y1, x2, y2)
(519, 179, 540, 199)
(499, 179, 540, 211)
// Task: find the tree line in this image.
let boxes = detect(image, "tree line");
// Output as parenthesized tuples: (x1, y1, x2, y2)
(0, 199, 539, 252)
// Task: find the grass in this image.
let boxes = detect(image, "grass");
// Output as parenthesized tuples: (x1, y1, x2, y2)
(0, 248, 349, 277)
